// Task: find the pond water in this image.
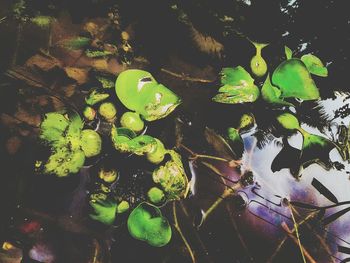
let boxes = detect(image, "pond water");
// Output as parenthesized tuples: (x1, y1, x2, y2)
(0, 1, 349, 263)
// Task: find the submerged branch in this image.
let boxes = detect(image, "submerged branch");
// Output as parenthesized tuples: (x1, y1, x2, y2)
(173, 202, 196, 263)
(161, 68, 215, 83)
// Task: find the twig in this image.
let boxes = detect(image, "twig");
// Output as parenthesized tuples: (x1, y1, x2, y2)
(180, 144, 230, 162)
(281, 222, 316, 263)
(225, 203, 253, 261)
(173, 202, 196, 263)
(289, 205, 307, 263)
(161, 68, 214, 83)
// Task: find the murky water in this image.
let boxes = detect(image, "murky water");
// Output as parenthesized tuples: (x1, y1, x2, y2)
(0, 1, 349, 263)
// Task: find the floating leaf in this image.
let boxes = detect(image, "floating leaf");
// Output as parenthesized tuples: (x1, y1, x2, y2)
(85, 89, 110, 106)
(311, 178, 338, 203)
(127, 202, 172, 247)
(213, 66, 259, 104)
(40, 112, 69, 145)
(80, 129, 102, 158)
(272, 59, 320, 100)
(301, 54, 328, 77)
(261, 74, 293, 106)
(249, 41, 269, 77)
(285, 46, 293, 60)
(44, 147, 85, 177)
(111, 126, 156, 155)
(152, 150, 188, 200)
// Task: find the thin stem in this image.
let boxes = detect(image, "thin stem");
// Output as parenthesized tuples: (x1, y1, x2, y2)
(200, 188, 235, 226)
(281, 222, 316, 263)
(173, 202, 196, 263)
(180, 144, 230, 162)
(289, 204, 307, 263)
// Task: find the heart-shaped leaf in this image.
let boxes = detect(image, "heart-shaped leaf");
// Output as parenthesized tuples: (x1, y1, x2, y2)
(127, 202, 172, 247)
(272, 59, 320, 100)
(301, 54, 328, 77)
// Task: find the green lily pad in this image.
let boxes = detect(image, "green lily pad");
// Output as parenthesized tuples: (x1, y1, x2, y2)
(127, 202, 172, 247)
(301, 54, 328, 77)
(261, 75, 293, 106)
(213, 66, 259, 104)
(272, 59, 320, 100)
(80, 129, 102, 158)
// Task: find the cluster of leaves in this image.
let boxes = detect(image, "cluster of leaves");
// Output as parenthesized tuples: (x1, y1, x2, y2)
(213, 44, 327, 105)
(212, 43, 347, 177)
(37, 111, 101, 177)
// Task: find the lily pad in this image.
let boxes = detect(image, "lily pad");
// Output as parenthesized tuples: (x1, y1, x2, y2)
(301, 54, 328, 77)
(127, 202, 172, 247)
(213, 66, 259, 104)
(272, 59, 320, 100)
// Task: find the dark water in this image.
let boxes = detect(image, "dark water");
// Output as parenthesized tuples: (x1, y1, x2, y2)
(0, 1, 349, 263)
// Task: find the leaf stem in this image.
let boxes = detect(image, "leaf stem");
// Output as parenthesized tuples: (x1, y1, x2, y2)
(173, 202, 196, 263)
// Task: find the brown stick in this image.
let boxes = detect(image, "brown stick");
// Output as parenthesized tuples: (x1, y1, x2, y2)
(281, 222, 317, 263)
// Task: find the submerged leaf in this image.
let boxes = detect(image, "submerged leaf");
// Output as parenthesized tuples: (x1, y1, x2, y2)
(311, 178, 338, 203)
(272, 59, 320, 100)
(322, 207, 350, 226)
(59, 36, 91, 50)
(301, 54, 328, 77)
(89, 198, 117, 225)
(204, 127, 237, 160)
(271, 138, 301, 176)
